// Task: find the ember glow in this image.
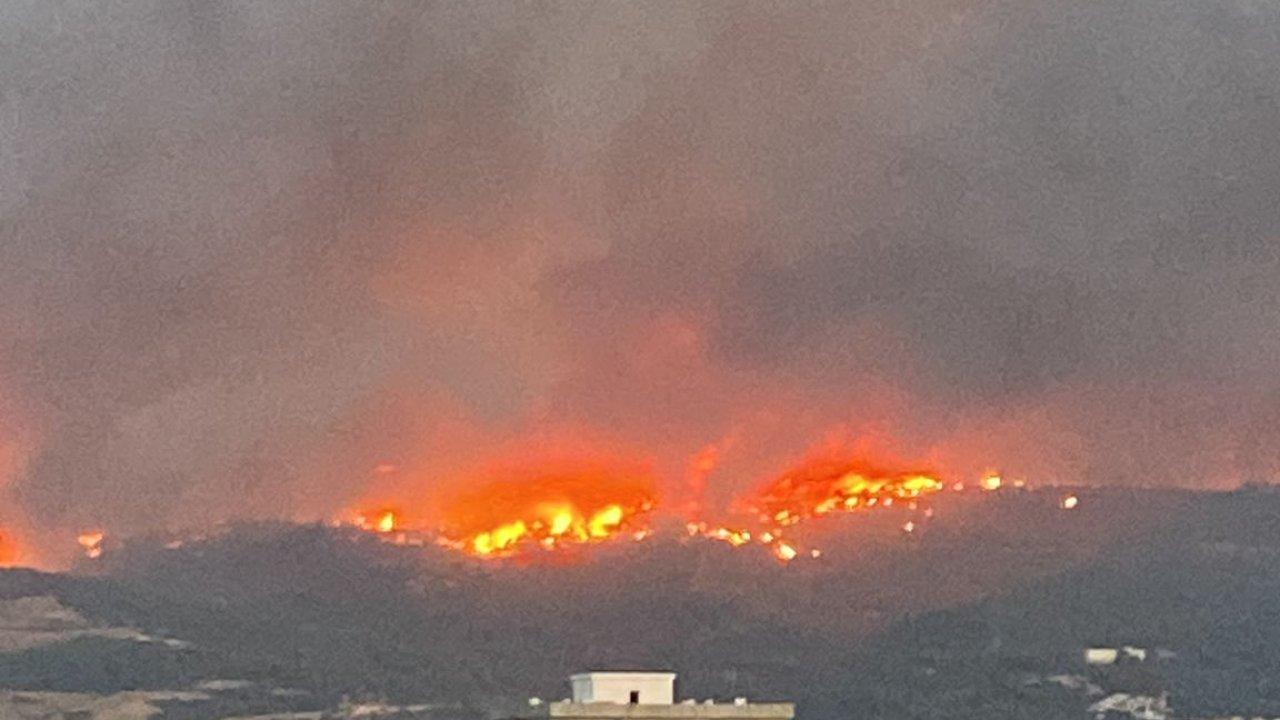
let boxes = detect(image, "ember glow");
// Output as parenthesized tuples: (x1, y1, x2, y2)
(745, 458, 944, 525)
(352, 510, 399, 534)
(334, 447, 1034, 564)
(436, 471, 656, 558)
(774, 542, 798, 562)
(673, 455, 950, 562)
(77, 531, 104, 560)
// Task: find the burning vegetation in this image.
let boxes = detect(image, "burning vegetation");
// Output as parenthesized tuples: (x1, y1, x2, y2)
(326, 448, 1091, 565)
(3, 442, 1085, 568)
(433, 471, 656, 558)
(353, 510, 399, 534)
(682, 456, 946, 562)
(745, 458, 944, 525)
(77, 531, 105, 560)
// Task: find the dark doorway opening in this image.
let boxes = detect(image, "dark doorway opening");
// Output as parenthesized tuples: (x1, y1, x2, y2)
(630, 692, 640, 705)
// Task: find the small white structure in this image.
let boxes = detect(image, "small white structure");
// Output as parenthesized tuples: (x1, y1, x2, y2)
(1088, 693, 1169, 720)
(507, 672, 793, 720)
(1086, 646, 1153, 666)
(570, 673, 676, 705)
(1086, 648, 1120, 665)
(1121, 646, 1148, 662)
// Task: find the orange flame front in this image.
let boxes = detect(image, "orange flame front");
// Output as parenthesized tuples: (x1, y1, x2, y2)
(745, 458, 943, 525)
(352, 510, 399, 534)
(436, 471, 655, 558)
(678, 455, 946, 562)
(338, 445, 1020, 564)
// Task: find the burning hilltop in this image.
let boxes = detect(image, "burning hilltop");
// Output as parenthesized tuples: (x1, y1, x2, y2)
(435, 471, 656, 557)
(745, 459, 942, 523)
(0, 483, 1248, 720)
(341, 450, 661, 561)
(16, 433, 1087, 569)
(338, 448, 978, 565)
(682, 455, 946, 561)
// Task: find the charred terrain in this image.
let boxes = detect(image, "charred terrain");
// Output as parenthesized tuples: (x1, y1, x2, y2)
(2, 486, 1280, 719)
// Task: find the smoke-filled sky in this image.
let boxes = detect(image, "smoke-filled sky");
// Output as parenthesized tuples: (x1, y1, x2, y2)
(2, 1, 1279, 565)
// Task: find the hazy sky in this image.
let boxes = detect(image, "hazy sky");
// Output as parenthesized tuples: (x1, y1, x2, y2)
(2, 1, 1279, 564)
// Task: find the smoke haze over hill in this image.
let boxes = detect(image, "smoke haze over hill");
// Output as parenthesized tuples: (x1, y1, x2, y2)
(1, 2, 1279, 564)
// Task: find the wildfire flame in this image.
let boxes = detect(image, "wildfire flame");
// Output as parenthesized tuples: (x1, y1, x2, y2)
(675, 456, 949, 562)
(353, 510, 398, 534)
(460, 503, 634, 556)
(774, 542, 798, 562)
(77, 531, 105, 560)
(6, 427, 1054, 568)
(745, 458, 943, 525)
(332, 448, 1030, 564)
(436, 471, 655, 558)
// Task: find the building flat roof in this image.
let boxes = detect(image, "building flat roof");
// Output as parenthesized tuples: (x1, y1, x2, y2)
(569, 673, 678, 680)
(509, 702, 795, 720)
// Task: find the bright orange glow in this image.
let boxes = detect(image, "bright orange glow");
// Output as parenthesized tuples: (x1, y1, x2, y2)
(77, 531, 105, 560)
(774, 542, 798, 562)
(376, 511, 397, 533)
(438, 471, 656, 558)
(473, 519, 529, 555)
(0, 528, 20, 567)
(351, 510, 400, 534)
(674, 454, 948, 562)
(1061, 494, 1079, 510)
(745, 457, 943, 525)
(332, 443, 1047, 565)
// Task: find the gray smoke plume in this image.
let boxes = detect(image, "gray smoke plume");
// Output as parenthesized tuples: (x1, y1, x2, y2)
(1, 1, 1278, 564)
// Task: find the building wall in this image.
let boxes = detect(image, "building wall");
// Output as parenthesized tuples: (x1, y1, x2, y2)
(539, 701, 795, 720)
(570, 674, 676, 704)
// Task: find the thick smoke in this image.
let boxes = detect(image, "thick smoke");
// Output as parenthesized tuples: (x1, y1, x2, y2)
(1, 2, 1278, 565)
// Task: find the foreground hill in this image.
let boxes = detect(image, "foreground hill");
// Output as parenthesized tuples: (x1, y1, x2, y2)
(2, 486, 1279, 719)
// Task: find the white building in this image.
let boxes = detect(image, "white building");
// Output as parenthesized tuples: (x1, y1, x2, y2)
(571, 673, 676, 705)
(1086, 648, 1120, 665)
(503, 672, 794, 720)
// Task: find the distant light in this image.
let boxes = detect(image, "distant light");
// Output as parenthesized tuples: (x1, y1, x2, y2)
(1061, 495, 1079, 510)
(77, 531, 105, 559)
(376, 511, 397, 533)
(980, 474, 1003, 492)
